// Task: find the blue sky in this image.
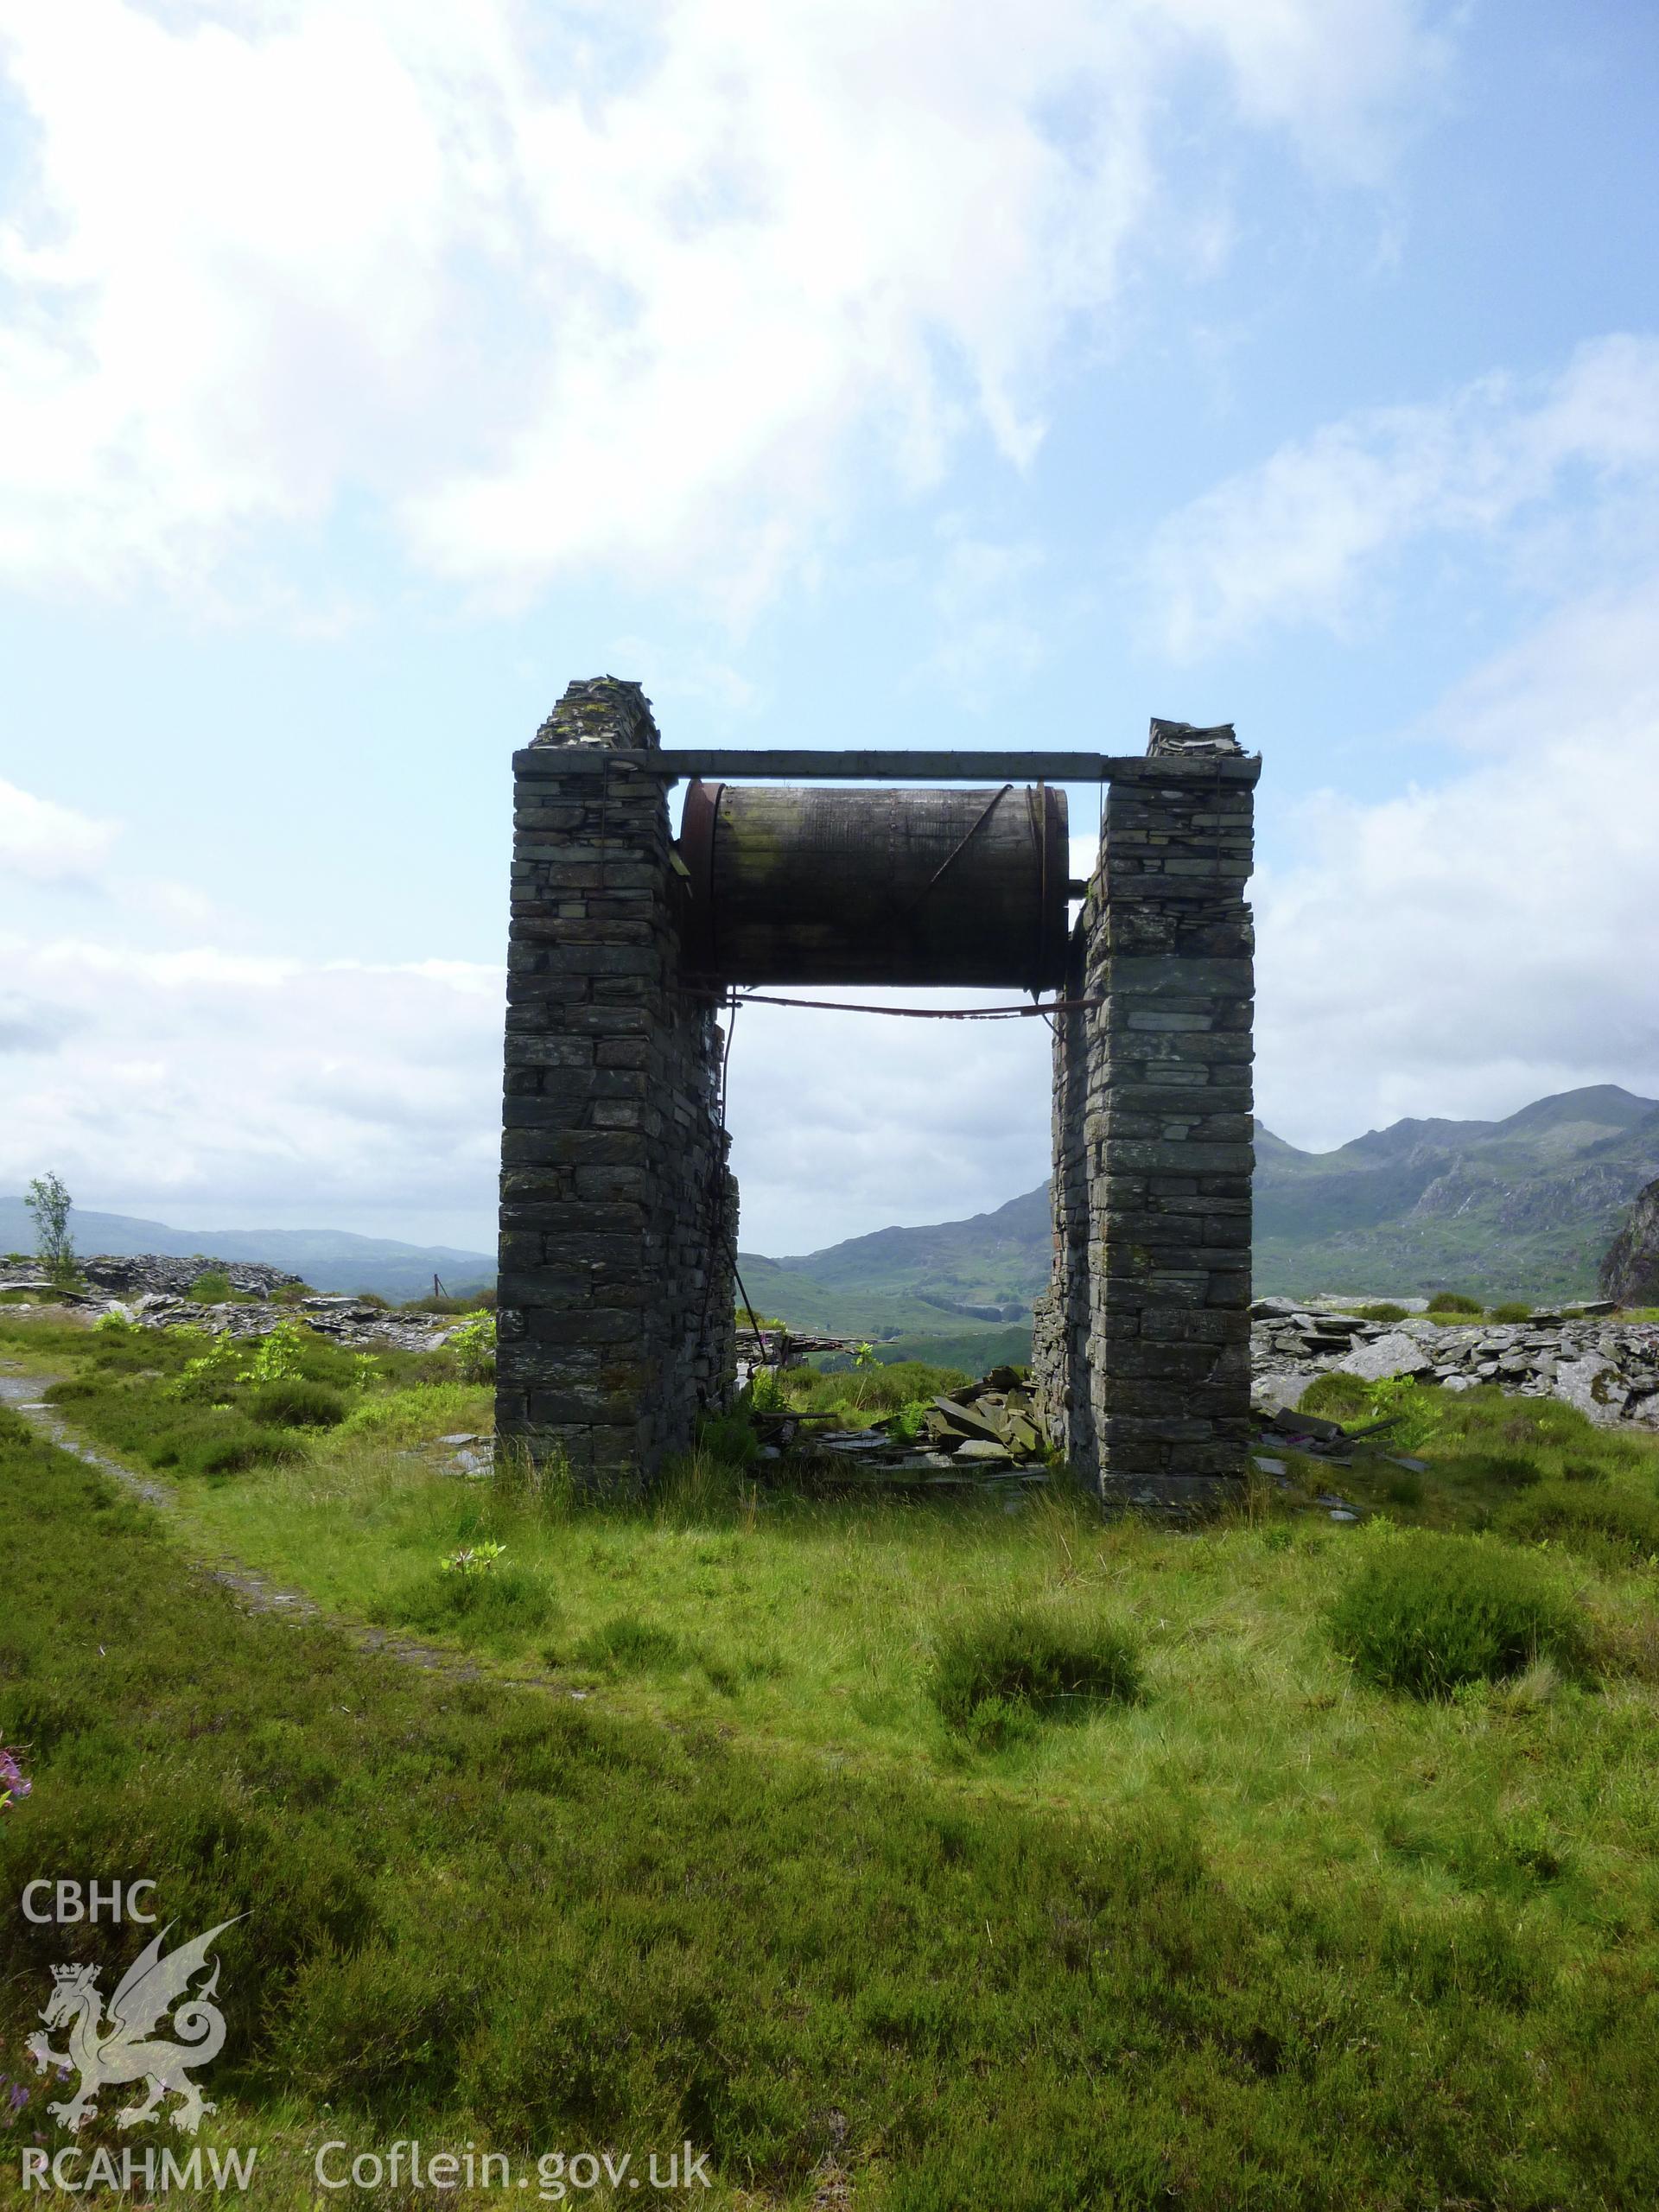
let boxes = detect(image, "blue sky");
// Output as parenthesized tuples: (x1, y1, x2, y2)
(2, 0, 1656, 1257)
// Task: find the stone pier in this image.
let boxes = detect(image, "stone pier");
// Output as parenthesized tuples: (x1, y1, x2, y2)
(1034, 722, 1259, 1508)
(493, 678, 735, 1488)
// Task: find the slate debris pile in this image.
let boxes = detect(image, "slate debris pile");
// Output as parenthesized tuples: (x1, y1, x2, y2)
(0, 1257, 470, 1354)
(758, 1365, 1050, 1497)
(918, 1366, 1046, 1463)
(1247, 1403, 1431, 1523)
(1250, 1297, 1659, 1430)
(0, 1252, 304, 1300)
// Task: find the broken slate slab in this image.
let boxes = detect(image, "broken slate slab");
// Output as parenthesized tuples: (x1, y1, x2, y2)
(927, 1396, 1007, 1447)
(1337, 1331, 1435, 1383)
(1549, 1356, 1630, 1427)
(1267, 1407, 1346, 1441)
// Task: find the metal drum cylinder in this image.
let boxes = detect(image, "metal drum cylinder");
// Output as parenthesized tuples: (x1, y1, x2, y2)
(677, 780, 1070, 988)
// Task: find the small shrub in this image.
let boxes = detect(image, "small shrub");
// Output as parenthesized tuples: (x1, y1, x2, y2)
(1327, 1533, 1585, 1697)
(930, 1605, 1142, 1743)
(1365, 1376, 1446, 1452)
(188, 1270, 236, 1304)
(352, 1290, 390, 1310)
(441, 1541, 506, 1574)
(246, 1378, 347, 1429)
(890, 1398, 931, 1441)
(1489, 1301, 1532, 1323)
(270, 1281, 317, 1305)
(447, 1312, 497, 1383)
(1354, 1302, 1409, 1324)
(182, 1420, 302, 1478)
(1426, 1292, 1483, 1316)
(1499, 1482, 1659, 1567)
(696, 1409, 759, 1467)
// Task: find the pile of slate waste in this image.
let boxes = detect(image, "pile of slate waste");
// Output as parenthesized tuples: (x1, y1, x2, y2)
(1250, 1295, 1659, 1431)
(752, 1365, 1050, 1497)
(0, 1254, 469, 1353)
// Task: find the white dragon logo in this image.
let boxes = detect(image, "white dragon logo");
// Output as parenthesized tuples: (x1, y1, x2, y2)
(24, 1918, 243, 2134)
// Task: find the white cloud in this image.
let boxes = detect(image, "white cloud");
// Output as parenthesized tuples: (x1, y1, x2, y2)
(7, 550, 1656, 1254)
(0, 777, 118, 882)
(0, 926, 505, 1238)
(0, 0, 1448, 616)
(1147, 334, 1659, 655)
(1253, 578, 1659, 1151)
(723, 985, 1055, 1254)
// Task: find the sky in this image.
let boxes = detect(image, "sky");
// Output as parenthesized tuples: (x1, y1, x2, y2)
(2, 0, 1656, 1259)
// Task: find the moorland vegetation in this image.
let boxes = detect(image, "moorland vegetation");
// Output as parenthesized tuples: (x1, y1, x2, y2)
(4, 1300, 1659, 2204)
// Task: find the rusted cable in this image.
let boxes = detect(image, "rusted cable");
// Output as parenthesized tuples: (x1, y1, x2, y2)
(681, 990, 1103, 1020)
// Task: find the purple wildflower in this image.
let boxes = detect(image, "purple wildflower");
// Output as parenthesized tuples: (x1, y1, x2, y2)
(0, 1747, 30, 1809)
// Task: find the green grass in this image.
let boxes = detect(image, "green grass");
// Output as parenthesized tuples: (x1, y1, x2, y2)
(8, 1309, 1659, 2200)
(776, 1357, 971, 1419)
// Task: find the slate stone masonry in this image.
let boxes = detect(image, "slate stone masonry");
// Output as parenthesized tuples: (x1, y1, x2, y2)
(1035, 722, 1260, 1508)
(494, 677, 736, 1487)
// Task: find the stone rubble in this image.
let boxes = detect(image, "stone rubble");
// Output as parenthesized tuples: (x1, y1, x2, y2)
(1249, 1297, 1659, 1430)
(0, 1253, 474, 1354)
(755, 1366, 1050, 1495)
(0, 1251, 306, 1300)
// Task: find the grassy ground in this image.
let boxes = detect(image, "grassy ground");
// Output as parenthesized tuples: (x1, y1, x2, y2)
(5, 1306, 1659, 2205)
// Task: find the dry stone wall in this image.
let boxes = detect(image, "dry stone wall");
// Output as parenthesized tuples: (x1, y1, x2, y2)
(495, 677, 735, 1487)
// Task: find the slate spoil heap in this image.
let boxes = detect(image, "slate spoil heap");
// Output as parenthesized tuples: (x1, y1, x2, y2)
(1250, 1297, 1659, 1430)
(755, 1367, 1050, 1496)
(0, 1252, 304, 1300)
(0, 1255, 472, 1354)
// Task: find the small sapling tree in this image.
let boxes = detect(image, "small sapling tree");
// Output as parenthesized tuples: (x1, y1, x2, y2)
(23, 1172, 76, 1287)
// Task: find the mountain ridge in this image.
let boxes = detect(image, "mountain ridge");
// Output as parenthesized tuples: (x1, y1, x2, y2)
(8, 1084, 1654, 1335)
(741, 1084, 1659, 1332)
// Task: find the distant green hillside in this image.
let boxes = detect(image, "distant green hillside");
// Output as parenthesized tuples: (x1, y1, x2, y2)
(741, 1084, 1659, 1333)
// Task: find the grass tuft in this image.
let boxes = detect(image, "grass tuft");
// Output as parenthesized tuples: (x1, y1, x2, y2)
(929, 1602, 1142, 1745)
(572, 1615, 691, 1674)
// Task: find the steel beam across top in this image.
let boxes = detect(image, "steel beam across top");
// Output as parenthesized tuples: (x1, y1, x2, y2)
(513, 747, 1262, 784)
